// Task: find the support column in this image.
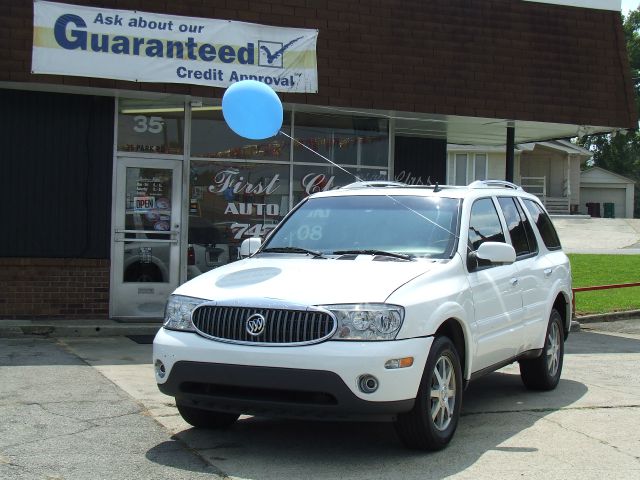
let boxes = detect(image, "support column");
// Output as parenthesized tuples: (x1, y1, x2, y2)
(506, 126, 515, 182)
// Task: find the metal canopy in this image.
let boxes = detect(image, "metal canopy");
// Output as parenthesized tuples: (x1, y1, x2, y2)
(297, 103, 615, 145)
(393, 114, 612, 146)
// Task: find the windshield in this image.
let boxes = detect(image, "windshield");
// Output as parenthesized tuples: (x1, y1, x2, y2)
(262, 195, 461, 259)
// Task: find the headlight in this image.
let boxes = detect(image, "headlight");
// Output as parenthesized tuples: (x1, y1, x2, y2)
(322, 304, 404, 341)
(163, 295, 207, 331)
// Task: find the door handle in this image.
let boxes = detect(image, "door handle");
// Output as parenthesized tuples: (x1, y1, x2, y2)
(544, 268, 553, 278)
(510, 278, 519, 286)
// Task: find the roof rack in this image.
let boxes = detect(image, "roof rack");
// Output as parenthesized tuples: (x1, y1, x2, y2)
(340, 181, 407, 189)
(467, 180, 522, 190)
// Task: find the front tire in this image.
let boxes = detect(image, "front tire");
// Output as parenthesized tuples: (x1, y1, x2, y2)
(176, 402, 239, 429)
(394, 336, 463, 451)
(519, 309, 564, 391)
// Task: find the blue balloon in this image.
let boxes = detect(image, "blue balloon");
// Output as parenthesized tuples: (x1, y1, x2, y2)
(222, 80, 283, 140)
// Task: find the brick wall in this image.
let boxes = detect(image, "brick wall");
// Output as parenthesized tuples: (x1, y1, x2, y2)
(0, 259, 110, 319)
(0, 0, 636, 129)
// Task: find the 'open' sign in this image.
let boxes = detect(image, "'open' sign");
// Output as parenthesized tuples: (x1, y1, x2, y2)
(134, 196, 155, 210)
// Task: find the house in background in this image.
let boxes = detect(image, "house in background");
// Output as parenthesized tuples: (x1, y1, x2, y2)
(447, 140, 592, 215)
(580, 167, 636, 219)
(446, 144, 515, 187)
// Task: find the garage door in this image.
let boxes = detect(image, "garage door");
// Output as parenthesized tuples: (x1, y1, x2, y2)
(580, 187, 626, 217)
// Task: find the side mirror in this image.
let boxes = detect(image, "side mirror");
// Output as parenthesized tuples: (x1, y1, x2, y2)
(473, 242, 516, 265)
(240, 237, 262, 258)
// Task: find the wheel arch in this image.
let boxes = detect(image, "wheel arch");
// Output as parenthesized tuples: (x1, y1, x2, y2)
(552, 290, 571, 339)
(434, 317, 472, 382)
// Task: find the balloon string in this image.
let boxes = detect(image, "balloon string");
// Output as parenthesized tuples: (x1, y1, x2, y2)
(278, 130, 463, 248)
(279, 130, 365, 183)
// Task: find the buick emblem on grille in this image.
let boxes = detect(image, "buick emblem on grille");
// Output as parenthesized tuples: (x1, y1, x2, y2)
(245, 313, 266, 336)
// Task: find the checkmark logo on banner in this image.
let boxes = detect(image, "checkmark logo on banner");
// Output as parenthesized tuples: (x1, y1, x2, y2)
(259, 37, 304, 68)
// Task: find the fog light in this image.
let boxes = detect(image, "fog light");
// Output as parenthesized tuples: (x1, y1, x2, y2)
(155, 359, 166, 379)
(358, 374, 379, 394)
(384, 357, 414, 369)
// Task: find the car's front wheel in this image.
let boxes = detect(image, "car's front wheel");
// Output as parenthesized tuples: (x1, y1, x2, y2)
(519, 308, 564, 391)
(394, 336, 463, 450)
(176, 402, 239, 429)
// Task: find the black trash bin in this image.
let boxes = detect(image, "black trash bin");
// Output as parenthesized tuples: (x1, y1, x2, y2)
(603, 202, 615, 218)
(586, 202, 601, 217)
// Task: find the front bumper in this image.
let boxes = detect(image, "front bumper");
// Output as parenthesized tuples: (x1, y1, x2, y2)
(159, 361, 414, 421)
(153, 328, 433, 420)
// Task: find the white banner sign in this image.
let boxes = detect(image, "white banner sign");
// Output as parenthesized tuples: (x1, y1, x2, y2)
(523, 0, 621, 11)
(32, 1, 319, 93)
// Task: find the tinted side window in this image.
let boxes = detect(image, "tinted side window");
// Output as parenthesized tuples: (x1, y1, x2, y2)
(498, 197, 537, 257)
(516, 198, 538, 255)
(468, 198, 505, 251)
(523, 199, 562, 250)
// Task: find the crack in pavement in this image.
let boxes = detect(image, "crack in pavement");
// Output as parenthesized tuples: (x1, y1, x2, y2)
(462, 404, 640, 416)
(14, 401, 141, 425)
(171, 441, 234, 479)
(523, 410, 640, 463)
(53, 338, 231, 479)
(2, 424, 100, 450)
(0, 453, 25, 469)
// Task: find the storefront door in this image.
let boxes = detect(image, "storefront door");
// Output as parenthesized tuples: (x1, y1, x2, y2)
(111, 158, 183, 318)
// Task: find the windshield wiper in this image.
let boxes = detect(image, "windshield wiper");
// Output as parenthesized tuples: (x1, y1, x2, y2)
(332, 249, 414, 261)
(261, 247, 325, 258)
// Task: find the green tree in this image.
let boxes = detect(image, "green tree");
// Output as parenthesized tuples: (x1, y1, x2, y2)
(577, 9, 640, 216)
(623, 8, 640, 115)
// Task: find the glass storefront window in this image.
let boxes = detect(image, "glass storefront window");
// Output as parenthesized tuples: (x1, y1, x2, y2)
(293, 112, 389, 166)
(188, 160, 290, 276)
(191, 108, 291, 161)
(118, 98, 185, 154)
(292, 164, 388, 205)
(114, 98, 392, 284)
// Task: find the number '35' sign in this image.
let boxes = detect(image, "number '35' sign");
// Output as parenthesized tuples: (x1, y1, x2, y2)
(133, 115, 164, 134)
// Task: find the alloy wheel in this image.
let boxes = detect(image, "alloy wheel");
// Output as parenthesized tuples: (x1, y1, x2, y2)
(547, 321, 561, 377)
(429, 355, 456, 431)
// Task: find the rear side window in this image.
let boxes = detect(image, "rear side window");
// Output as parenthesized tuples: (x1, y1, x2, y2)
(468, 198, 505, 251)
(498, 197, 538, 257)
(523, 199, 562, 250)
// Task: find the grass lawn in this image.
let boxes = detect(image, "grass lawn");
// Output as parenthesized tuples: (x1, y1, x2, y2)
(568, 254, 640, 315)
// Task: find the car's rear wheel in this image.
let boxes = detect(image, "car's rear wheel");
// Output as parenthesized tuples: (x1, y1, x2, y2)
(176, 402, 239, 429)
(394, 336, 462, 450)
(519, 309, 564, 391)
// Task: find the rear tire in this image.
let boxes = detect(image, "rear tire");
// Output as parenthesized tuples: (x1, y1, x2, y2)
(394, 336, 463, 450)
(176, 402, 239, 429)
(519, 309, 564, 391)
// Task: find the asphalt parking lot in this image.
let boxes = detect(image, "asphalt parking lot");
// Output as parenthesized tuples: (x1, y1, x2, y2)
(1, 322, 639, 480)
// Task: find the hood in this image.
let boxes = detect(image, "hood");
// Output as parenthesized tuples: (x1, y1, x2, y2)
(174, 255, 441, 305)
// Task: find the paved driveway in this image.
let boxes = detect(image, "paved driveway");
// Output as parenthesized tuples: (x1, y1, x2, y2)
(2, 325, 639, 479)
(553, 217, 640, 253)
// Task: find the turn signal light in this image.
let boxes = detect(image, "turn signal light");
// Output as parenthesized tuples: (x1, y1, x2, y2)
(384, 357, 414, 369)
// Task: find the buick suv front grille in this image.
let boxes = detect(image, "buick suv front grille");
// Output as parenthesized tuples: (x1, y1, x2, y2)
(191, 305, 336, 345)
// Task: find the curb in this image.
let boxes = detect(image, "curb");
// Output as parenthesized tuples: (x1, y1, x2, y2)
(0, 322, 160, 338)
(575, 309, 640, 324)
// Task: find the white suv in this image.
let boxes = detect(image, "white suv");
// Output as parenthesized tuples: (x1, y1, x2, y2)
(153, 180, 571, 450)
